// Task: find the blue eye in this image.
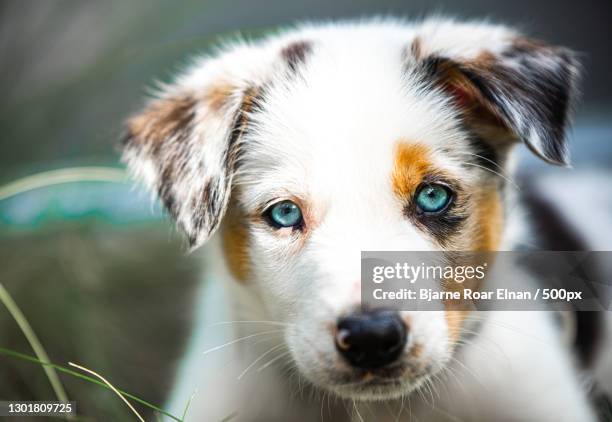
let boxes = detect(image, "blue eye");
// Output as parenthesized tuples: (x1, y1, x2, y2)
(415, 184, 452, 214)
(266, 200, 303, 228)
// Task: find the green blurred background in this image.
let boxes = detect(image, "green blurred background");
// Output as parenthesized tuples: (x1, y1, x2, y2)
(0, 0, 611, 420)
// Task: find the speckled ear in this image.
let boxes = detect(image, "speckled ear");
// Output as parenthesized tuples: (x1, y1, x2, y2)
(121, 39, 313, 249)
(411, 25, 581, 166)
(121, 82, 259, 249)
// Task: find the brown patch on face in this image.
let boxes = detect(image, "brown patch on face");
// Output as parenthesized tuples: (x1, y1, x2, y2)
(392, 141, 469, 247)
(444, 310, 470, 345)
(217, 79, 262, 281)
(472, 187, 503, 251)
(221, 203, 251, 282)
(126, 95, 196, 146)
(442, 264, 476, 344)
(442, 187, 503, 344)
(391, 142, 433, 199)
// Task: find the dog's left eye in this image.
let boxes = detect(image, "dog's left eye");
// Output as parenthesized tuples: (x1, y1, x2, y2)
(415, 183, 453, 214)
(265, 200, 303, 228)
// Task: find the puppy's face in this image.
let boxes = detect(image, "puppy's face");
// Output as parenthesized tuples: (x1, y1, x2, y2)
(122, 20, 579, 400)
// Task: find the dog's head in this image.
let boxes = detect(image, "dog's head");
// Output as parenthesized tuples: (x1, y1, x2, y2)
(121, 19, 579, 400)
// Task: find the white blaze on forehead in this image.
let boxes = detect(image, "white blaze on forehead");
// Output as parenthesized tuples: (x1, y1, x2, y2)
(237, 28, 469, 214)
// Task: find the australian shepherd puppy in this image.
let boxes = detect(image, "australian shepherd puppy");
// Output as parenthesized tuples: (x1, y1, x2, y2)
(121, 18, 601, 421)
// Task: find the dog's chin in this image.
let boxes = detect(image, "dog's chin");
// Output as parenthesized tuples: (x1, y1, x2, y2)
(329, 378, 418, 401)
(307, 368, 433, 402)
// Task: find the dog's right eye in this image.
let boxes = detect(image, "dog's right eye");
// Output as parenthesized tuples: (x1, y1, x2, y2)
(264, 200, 304, 229)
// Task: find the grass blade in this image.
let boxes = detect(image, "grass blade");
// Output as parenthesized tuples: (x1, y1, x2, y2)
(0, 167, 128, 201)
(0, 347, 182, 422)
(0, 283, 69, 405)
(68, 361, 145, 422)
(181, 390, 197, 421)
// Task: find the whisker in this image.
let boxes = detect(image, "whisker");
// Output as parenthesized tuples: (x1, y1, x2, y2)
(202, 329, 284, 356)
(464, 162, 521, 191)
(353, 400, 365, 422)
(209, 320, 291, 328)
(424, 377, 437, 405)
(320, 390, 327, 421)
(452, 338, 511, 369)
(446, 356, 487, 391)
(257, 349, 293, 372)
(395, 392, 406, 422)
(416, 385, 433, 410)
(460, 151, 507, 174)
(238, 343, 286, 380)
(443, 364, 471, 398)
(459, 314, 560, 351)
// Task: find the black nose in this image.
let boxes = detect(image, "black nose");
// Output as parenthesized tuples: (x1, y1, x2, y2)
(335, 309, 407, 369)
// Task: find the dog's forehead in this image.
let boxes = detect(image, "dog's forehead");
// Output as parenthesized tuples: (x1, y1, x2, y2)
(240, 34, 467, 202)
(264, 34, 459, 145)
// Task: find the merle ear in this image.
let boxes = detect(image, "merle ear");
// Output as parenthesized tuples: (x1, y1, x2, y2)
(121, 39, 313, 249)
(121, 64, 259, 249)
(412, 23, 581, 166)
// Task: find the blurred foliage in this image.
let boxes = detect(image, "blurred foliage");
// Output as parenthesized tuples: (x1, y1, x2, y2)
(0, 224, 201, 421)
(0, 0, 251, 180)
(0, 4, 227, 416)
(0, 182, 160, 231)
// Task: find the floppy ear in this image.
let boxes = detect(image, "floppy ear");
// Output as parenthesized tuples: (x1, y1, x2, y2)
(411, 20, 581, 165)
(121, 48, 270, 249)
